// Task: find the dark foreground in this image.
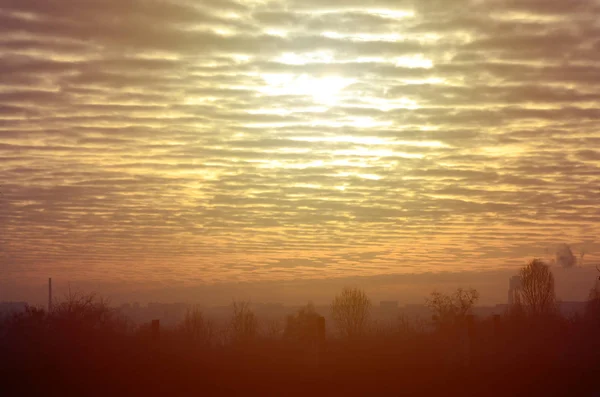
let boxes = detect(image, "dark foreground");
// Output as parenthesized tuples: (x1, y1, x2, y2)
(1, 310, 600, 396)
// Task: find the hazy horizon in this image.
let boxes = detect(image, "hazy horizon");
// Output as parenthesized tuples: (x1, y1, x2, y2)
(2, 265, 598, 307)
(2, 0, 600, 304)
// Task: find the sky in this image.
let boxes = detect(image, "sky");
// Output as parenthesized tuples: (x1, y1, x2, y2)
(1, 0, 600, 305)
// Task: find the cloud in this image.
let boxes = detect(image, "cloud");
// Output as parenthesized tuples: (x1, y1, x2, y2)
(0, 0, 599, 301)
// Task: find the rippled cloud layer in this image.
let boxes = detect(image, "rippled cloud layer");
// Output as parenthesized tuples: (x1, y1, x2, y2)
(1, 0, 600, 293)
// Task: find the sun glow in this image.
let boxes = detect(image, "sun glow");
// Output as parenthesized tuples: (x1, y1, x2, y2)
(275, 51, 335, 65)
(259, 73, 354, 104)
(321, 31, 405, 42)
(394, 56, 433, 69)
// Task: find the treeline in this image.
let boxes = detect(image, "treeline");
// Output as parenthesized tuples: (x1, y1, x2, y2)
(1, 259, 600, 396)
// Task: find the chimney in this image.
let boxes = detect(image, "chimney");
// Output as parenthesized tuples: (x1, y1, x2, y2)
(48, 278, 52, 312)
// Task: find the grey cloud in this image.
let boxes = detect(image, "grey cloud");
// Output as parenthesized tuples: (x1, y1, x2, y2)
(576, 150, 600, 161)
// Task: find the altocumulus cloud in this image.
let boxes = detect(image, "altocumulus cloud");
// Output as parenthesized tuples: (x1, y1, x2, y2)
(1, 0, 600, 293)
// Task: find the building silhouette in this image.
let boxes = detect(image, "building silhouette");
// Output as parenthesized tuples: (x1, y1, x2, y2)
(508, 275, 521, 305)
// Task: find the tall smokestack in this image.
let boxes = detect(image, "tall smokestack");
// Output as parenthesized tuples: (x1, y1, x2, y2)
(48, 278, 52, 312)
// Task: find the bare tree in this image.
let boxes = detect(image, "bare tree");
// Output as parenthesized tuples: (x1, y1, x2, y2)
(425, 288, 479, 328)
(264, 318, 283, 339)
(519, 259, 556, 316)
(331, 287, 371, 338)
(179, 306, 214, 347)
(50, 290, 127, 333)
(229, 300, 258, 344)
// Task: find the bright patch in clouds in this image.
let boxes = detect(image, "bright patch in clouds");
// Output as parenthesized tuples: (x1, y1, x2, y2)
(321, 31, 405, 42)
(260, 74, 354, 104)
(276, 51, 335, 65)
(395, 56, 433, 69)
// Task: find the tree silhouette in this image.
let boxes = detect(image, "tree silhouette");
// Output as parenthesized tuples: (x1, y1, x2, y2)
(585, 280, 600, 327)
(50, 290, 126, 334)
(331, 287, 371, 338)
(284, 302, 323, 344)
(425, 287, 479, 328)
(519, 259, 556, 316)
(179, 306, 214, 347)
(229, 301, 258, 345)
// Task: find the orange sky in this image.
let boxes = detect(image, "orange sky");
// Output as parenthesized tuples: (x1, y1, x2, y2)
(1, 0, 600, 304)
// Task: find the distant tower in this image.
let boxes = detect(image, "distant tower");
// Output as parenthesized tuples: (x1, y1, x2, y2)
(48, 278, 52, 312)
(508, 275, 521, 305)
